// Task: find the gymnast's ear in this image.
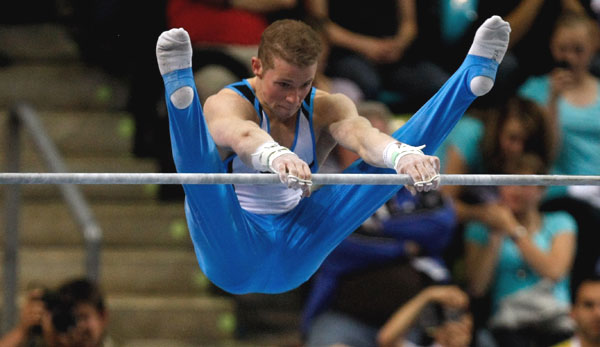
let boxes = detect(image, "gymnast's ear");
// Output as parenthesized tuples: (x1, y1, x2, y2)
(252, 57, 263, 77)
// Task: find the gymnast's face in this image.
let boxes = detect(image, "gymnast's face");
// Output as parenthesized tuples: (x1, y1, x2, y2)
(252, 56, 316, 120)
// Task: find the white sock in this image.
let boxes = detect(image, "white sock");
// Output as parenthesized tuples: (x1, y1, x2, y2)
(467, 16, 511, 96)
(468, 15, 510, 64)
(156, 28, 192, 76)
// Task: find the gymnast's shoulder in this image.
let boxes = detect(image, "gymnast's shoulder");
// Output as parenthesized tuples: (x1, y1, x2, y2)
(204, 87, 257, 123)
(313, 88, 362, 124)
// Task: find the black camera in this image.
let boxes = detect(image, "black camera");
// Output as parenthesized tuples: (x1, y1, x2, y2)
(554, 60, 571, 70)
(443, 307, 466, 322)
(42, 290, 77, 333)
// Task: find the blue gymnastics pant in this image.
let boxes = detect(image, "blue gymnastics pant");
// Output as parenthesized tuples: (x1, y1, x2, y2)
(162, 55, 497, 294)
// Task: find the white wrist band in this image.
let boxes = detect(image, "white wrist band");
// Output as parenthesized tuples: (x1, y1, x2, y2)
(250, 141, 295, 173)
(383, 142, 426, 170)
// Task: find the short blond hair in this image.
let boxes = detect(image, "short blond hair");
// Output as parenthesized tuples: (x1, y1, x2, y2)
(258, 19, 322, 71)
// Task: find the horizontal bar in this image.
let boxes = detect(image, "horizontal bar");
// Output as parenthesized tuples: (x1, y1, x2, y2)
(1, 173, 600, 186)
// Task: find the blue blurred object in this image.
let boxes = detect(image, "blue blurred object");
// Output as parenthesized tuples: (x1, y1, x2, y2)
(441, 0, 478, 44)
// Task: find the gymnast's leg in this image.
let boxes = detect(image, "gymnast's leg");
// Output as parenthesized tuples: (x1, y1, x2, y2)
(359, 15, 511, 161)
(157, 28, 267, 293)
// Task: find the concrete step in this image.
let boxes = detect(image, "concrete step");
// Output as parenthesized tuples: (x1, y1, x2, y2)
(7, 180, 160, 203)
(0, 23, 79, 62)
(0, 63, 128, 111)
(0, 201, 189, 247)
(0, 110, 135, 156)
(14, 155, 156, 174)
(1, 247, 206, 295)
(108, 295, 236, 344)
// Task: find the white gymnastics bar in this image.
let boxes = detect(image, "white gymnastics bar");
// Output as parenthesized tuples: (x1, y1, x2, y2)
(1, 173, 600, 186)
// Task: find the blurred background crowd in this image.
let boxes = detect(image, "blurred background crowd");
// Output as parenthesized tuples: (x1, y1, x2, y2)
(1, 0, 600, 346)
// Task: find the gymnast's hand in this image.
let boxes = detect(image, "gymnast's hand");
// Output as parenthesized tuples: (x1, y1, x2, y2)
(395, 152, 440, 194)
(271, 153, 312, 197)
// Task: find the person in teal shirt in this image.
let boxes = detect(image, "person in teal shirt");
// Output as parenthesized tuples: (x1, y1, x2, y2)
(436, 96, 552, 225)
(518, 11, 600, 201)
(463, 153, 577, 347)
(518, 11, 600, 297)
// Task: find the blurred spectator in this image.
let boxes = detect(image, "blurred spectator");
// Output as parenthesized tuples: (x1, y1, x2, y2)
(54, 278, 112, 347)
(377, 285, 472, 347)
(552, 274, 600, 347)
(305, 0, 450, 112)
(0, 287, 46, 347)
(438, 96, 554, 227)
(423, 0, 586, 109)
(519, 10, 600, 204)
(0, 278, 113, 347)
(464, 153, 577, 347)
(435, 97, 554, 302)
(307, 16, 364, 107)
(518, 10, 600, 293)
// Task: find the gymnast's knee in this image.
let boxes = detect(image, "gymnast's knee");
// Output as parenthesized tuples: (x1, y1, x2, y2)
(170, 86, 194, 109)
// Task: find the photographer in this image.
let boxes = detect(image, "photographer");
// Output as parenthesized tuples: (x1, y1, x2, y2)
(0, 288, 46, 347)
(377, 285, 472, 347)
(0, 278, 113, 347)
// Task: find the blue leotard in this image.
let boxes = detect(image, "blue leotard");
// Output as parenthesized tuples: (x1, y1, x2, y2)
(161, 54, 498, 294)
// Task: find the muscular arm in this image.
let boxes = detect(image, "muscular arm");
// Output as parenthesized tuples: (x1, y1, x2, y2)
(319, 93, 394, 167)
(316, 92, 440, 191)
(204, 90, 274, 166)
(204, 89, 312, 192)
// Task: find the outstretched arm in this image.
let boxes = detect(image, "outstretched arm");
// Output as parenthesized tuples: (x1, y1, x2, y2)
(319, 92, 440, 191)
(204, 89, 312, 194)
(204, 90, 275, 162)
